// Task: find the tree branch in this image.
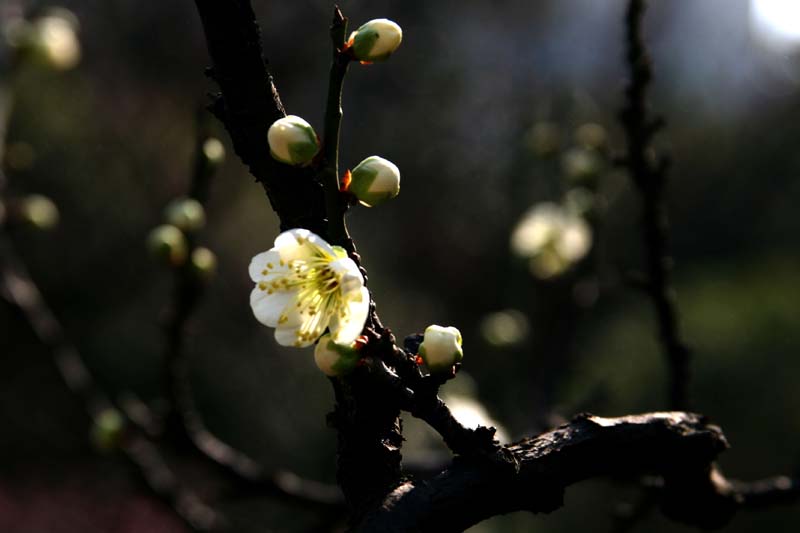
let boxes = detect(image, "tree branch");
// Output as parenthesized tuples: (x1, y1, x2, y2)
(320, 5, 352, 248)
(619, 0, 690, 410)
(358, 412, 743, 532)
(193, 0, 325, 234)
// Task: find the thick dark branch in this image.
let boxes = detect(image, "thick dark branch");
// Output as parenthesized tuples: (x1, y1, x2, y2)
(619, 0, 690, 410)
(193, 0, 325, 234)
(359, 413, 740, 532)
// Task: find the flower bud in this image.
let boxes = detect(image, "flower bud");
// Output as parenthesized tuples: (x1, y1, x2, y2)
(202, 137, 226, 167)
(190, 247, 217, 280)
(147, 224, 188, 266)
(574, 123, 607, 150)
(164, 197, 206, 232)
(348, 19, 403, 62)
(562, 147, 602, 183)
(90, 408, 125, 452)
(419, 325, 463, 372)
(314, 334, 360, 376)
(20, 194, 59, 229)
(348, 156, 400, 207)
(29, 11, 81, 71)
(525, 122, 561, 157)
(267, 115, 320, 166)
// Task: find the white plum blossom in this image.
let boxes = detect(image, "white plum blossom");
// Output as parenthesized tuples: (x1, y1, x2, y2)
(249, 229, 370, 348)
(34, 13, 81, 71)
(347, 19, 403, 62)
(419, 325, 463, 372)
(267, 115, 320, 166)
(348, 156, 401, 207)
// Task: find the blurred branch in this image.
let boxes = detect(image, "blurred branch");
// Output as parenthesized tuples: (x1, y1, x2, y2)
(156, 111, 345, 510)
(618, 0, 690, 411)
(733, 475, 800, 507)
(0, 235, 225, 531)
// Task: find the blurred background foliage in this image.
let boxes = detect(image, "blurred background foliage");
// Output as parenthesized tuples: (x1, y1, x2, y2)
(1, 0, 799, 531)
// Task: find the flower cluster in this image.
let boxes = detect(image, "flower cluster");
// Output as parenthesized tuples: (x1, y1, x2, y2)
(511, 202, 592, 279)
(249, 229, 370, 348)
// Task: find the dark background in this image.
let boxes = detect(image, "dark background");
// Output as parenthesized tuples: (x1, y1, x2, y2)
(1, 0, 799, 531)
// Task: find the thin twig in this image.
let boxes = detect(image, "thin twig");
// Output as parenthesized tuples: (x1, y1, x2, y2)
(619, 0, 690, 411)
(319, 5, 352, 248)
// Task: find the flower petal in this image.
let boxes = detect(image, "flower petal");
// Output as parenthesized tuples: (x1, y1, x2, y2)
(249, 249, 281, 282)
(250, 287, 293, 327)
(275, 324, 316, 347)
(274, 228, 336, 262)
(330, 287, 370, 345)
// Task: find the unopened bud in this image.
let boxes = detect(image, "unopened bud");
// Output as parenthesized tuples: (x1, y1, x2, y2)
(202, 138, 226, 166)
(190, 247, 217, 280)
(31, 11, 81, 71)
(419, 325, 463, 372)
(164, 197, 205, 232)
(267, 115, 320, 166)
(348, 19, 403, 62)
(525, 122, 561, 157)
(314, 334, 360, 376)
(20, 194, 59, 229)
(348, 156, 400, 207)
(574, 123, 607, 150)
(562, 147, 603, 183)
(147, 224, 188, 266)
(90, 408, 125, 452)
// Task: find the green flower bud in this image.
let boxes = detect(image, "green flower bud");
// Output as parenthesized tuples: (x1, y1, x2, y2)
(202, 137, 226, 166)
(348, 156, 400, 207)
(20, 194, 59, 229)
(90, 408, 125, 452)
(190, 246, 217, 280)
(267, 115, 320, 166)
(348, 19, 403, 62)
(314, 334, 360, 376)
(164, 197, 206, 232)
(147, 224, 188, 266)
(419, 325, 463, 372)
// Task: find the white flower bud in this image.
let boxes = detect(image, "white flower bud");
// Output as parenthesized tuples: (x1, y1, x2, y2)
(348, 19, 403, 62)
(20, 194, 59, 229)
(202, 138, 226, 166)
(19, 9, 81, 70)
(190, 247, 217, 280)
(267, 115, 320, 166)
(419, 325, 463, 372)
(348, 156, 400, 207)
(164, 197, 206, 232)
(562, 147, 602, 183)
(147, 224, 187, 266)
(314, 334, 360, 376)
